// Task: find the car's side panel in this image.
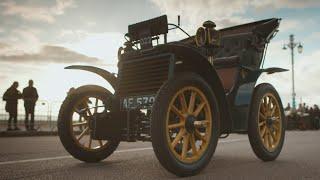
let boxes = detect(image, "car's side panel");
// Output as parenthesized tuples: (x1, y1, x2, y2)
(231, 68, 287, 132)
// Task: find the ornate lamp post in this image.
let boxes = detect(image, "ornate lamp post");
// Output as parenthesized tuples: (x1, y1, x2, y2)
(283, 34, 303, 110)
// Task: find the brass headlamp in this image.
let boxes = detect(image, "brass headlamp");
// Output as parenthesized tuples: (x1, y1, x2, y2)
(195, 20, 220, 47)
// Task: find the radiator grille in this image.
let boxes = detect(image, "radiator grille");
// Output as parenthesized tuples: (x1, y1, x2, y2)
(118, 55, 171, 96)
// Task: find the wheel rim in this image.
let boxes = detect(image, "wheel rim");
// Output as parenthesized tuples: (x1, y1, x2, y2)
(258, 93, 282, 152)
(70, 96, 109, 151)
(166, 86, 212, 163)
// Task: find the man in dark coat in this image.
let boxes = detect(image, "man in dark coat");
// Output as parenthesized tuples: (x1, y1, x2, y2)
(22, 80, 39, 131)
(2, 81, 22, 131)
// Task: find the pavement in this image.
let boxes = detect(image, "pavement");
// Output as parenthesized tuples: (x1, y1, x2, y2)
(0, 131, 319, 180)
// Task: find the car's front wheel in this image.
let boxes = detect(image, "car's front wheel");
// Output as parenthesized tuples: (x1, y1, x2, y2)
(151, 73, 220, 177)
(58, 85, 120, 163)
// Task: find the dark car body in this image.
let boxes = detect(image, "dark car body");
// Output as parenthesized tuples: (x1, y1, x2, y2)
(66, 15, 285, 141)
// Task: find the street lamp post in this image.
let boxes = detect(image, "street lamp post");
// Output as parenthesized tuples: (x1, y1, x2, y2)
(283, 34, 303, 110)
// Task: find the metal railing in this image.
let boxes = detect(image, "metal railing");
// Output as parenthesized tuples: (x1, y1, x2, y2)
(0, 97, 62, 132)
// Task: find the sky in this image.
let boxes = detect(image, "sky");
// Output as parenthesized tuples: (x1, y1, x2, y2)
(0, 0, 320, 110)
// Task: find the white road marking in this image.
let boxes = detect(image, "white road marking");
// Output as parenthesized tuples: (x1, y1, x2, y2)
(0, 156, 72, 166)
(219, 138, 247, 143)
(0, 138, 246, 166)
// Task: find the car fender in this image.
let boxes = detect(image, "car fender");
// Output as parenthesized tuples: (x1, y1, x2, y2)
(65, 65, 118, 90)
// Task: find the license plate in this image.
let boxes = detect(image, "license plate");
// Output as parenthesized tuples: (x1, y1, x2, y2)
(121, 94, 156, 110)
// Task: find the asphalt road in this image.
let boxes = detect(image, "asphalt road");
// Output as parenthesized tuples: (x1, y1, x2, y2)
(0, 131, 319, 180)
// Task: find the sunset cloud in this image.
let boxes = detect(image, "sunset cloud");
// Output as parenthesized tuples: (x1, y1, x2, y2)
(0, 45, 101, 64)
(0, 0, 75, 23)
(150, 0, 320, 29)
(0, 42, 10, 49)
(251, 0, 320, 10)
(0, 0, 319, 104)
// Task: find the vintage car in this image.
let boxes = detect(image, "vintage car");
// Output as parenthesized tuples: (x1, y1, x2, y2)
(58, 15, 287, 177)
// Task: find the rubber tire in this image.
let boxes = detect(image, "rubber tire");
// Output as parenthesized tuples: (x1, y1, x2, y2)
(151, 73, 220, 177)
(248, 83, 285, 161)
(58, 85, 120, 163)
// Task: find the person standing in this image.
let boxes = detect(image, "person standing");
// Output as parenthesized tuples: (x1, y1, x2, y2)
(22, 80, 39, 131)
(2, 81, 22, 131)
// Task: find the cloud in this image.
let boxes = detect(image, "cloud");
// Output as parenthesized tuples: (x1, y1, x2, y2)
(0, 0, 75, 23)
(151, 0, 252, 30)
(0, 74, 7, 80)
(251, 0, 320, 10)
(0, 42, 10, 49)
(0, 75, 7, 84)
(259, 48, 320, 106)
(0, 45, 103, 64)
(0, 27, 42, 55)
(150, 0, 320, 30)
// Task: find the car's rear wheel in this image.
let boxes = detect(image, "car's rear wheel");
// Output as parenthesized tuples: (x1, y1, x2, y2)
(58, 85, 120, 162)
(151, 73, 220, 177)
(248, 83, 285, 161)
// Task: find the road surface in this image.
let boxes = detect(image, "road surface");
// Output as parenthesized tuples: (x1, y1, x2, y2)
(0, 131, 319, 180)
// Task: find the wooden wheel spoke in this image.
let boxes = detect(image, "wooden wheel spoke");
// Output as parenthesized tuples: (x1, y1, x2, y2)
(263, 97, 268, 112)
(94, 98, 99, 113)
(179, 93, 188, 113)
(190, 134, 197, 155)
(270, 131, 276, 142)
(87, 108, 93, 116)
(268, 133, 273, 148)
(77, 127, 89, 141)
(188, 91, 196, 114)
(268, 98, 273, 112)
(260, 126, 267, 138)
(259, 121, 265, 127)
(171, 129, 185, 148)
(259, 112, 266, 120)
(263, 130, 268, 145)
(194, 129, 206, 143)
(270, 105, 276, 116)
(260, 103, 266, 113)
(193, 102, 205, 117)
(88, 132, 92, 148)
(73, 121, 88, 127)
(273, 124, 280, 131)
(168, 122, 184, 129)
(171, 105, 185, 119)
(98, 140, 103, 147)
(181, 134, 190, 159)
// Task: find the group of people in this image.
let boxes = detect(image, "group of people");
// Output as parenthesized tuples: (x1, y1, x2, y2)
(285, 102, 320, 130)
(285, 102, 320, 115)
(2, 80, 38, 131)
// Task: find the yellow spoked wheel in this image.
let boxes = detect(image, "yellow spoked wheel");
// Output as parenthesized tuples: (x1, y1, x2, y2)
(151, 73, 219, 177)
(71, 96, 108, 151)
(166, 86, 212, 163)
(58, 85, 119, 163)
(248, 83, 285, 161)
(258, 93, 282, 152)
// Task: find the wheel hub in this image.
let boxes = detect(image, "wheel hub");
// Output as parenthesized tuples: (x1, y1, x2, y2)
(266, 116, 273, 128)
(185, 115, 197, 133)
